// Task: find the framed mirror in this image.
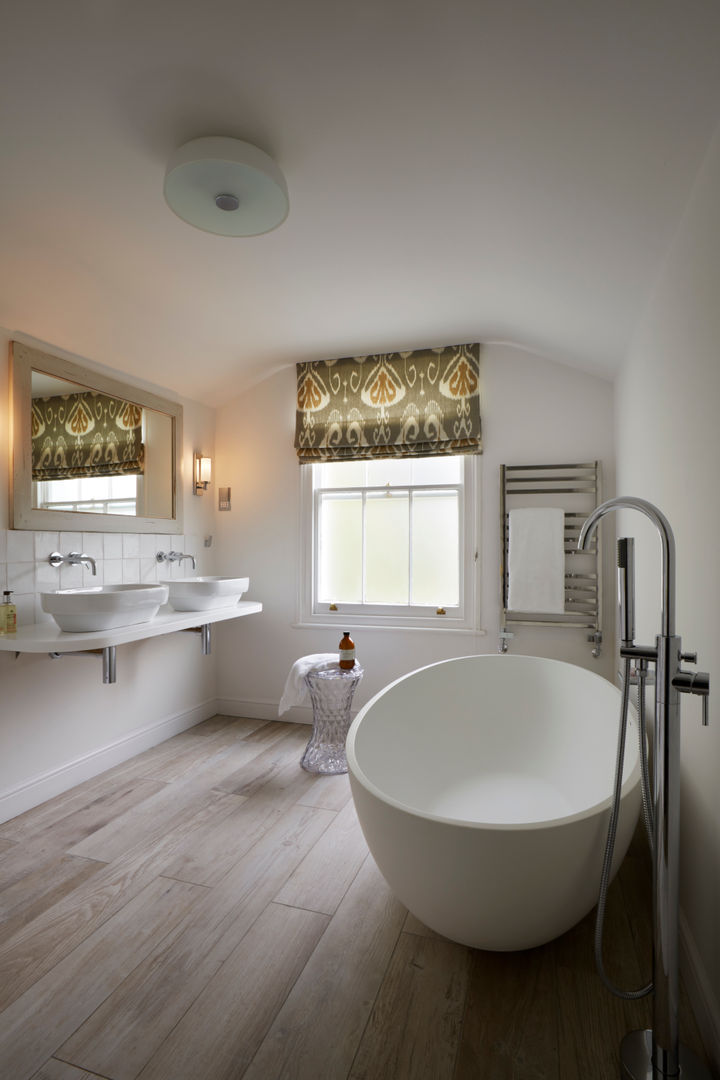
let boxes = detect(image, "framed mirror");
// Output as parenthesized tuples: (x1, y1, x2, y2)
(10, 341, 184, 533)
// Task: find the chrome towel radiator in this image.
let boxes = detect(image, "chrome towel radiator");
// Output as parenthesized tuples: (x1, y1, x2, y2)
(499, 461, 603, 657)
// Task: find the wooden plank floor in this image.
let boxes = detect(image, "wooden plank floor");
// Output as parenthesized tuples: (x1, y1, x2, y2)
(0, 716, 708, 1080)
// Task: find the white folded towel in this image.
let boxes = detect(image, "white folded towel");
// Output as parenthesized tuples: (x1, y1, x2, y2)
(278, 653, 338, 715)
(507, 507, 565, 614)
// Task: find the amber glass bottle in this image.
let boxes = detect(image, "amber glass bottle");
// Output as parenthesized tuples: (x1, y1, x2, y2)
(338, 631, 356, 669)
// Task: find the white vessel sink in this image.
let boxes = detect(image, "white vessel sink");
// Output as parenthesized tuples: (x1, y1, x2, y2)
(162, 576, 250, 612)
(41, 584, 169, 632)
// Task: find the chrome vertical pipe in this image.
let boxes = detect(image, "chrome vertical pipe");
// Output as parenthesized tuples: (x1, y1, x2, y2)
(650, 630, 681, 1077)
(103, 646, 117, 684)
(200, 624, 211, 655)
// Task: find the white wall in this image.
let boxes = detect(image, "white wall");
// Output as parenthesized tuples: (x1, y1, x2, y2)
(0, 329, 219, 820)
(212, 343, 616, 718)
(616, 124, 720, 1066)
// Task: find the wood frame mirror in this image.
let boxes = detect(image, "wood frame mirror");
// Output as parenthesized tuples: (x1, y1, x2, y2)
(10, 341, 184, 533)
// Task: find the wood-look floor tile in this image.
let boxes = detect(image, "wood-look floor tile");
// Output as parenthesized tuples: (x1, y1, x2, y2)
(135, 902, 329, 1080)
(0, 774, 165, 845)
(0, 838, 103, 906)
(295, 769, 353, 812)
(243, 856, 408, 1080)
(95, 719, 258, 786)
(58, 803, 334, 1080)
(138, 719, 288, 784)
(151, 791, 258, 885)
(455, 943, 558, 1080)
(0, 876, 205, 1080)
(66, 748, 249, 862)
(31, 1059, 105, 1079)
(20, 779, 168, 852)
(349, 932, 470, 1080)
(0, 789, 232, 1009)
(274, 798, 369, 915)
(214, 725, 309, 796)
(0, 854, 103, 940)
(192, 714, 268, 738)
(402, 911, 442, 939)
(554, 879, 651, 1080)
(0, 719, 708, 1080)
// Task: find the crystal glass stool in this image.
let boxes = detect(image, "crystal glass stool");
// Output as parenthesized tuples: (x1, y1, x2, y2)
(301, 664, 364, 774)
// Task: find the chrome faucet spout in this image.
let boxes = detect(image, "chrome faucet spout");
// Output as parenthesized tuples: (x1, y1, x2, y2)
(156, 550, 196, 571)
(578, 495, 675, 637)
(75, 553, 97, 575)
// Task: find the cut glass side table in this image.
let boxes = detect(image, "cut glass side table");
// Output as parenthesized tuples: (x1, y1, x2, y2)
(301, 664, 364, 774)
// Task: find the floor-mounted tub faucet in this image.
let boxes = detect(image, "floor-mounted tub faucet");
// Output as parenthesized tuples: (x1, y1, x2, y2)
(156, 550, 196, 570)
(48, 551, 97, 575)
(579, 496, 711, 1080)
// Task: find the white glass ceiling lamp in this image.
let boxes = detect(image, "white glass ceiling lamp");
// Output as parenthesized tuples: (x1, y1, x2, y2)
(164, 136, 289, 237)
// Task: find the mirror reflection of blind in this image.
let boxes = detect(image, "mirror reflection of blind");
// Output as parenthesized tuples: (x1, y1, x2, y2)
(31, 391, 144, 481)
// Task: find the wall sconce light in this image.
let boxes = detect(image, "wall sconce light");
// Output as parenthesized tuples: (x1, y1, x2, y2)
(193, 452, 212, 495)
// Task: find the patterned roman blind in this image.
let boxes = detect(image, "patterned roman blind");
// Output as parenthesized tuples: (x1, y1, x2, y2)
(32, 391, 145, 481)
(295, 342, 481, 462)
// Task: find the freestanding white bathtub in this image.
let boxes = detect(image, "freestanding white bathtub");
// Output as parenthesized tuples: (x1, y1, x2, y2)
(346, 654, 641, 951)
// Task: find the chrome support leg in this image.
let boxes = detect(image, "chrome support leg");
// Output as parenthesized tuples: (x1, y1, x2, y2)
(103, 646, 116, 684)
(181, 625, 212, 654)
(48, 646, 117, 685)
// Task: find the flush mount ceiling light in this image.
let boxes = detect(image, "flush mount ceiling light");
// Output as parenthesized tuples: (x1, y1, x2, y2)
(163, 136, 289, 237)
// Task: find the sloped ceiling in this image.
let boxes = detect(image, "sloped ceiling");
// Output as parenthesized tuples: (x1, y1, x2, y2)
(1, 0, 719, 405)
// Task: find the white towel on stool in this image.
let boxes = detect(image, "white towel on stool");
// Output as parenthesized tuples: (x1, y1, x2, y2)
(508, 507, 565, 613)
(278, 653, 338, 715)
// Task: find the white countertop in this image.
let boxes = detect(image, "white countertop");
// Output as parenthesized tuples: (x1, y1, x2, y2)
(0, 600, 263, 653)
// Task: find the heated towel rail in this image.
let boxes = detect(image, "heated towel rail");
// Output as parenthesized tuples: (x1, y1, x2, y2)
(499, 461, 603, 657)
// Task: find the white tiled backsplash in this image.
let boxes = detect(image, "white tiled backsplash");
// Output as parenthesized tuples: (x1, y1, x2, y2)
(0, 530, 209, 627)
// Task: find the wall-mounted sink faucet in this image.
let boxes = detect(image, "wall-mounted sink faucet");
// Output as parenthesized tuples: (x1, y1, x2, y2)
(48, 551, 97, 575)
(156, 551, 196, 571)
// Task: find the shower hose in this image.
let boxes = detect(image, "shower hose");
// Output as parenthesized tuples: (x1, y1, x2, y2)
(594, 654, 654, 999)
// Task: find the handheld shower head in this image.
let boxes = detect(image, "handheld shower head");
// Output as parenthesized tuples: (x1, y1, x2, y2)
(617, 537, 635, 647)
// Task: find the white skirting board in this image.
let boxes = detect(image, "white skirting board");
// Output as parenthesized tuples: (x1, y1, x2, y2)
(215, 696, 315, 725)
(0, 698, 218, 824)
(680, 908, 720, 1070)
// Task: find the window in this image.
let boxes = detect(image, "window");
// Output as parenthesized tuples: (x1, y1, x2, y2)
(299, 454, 478, 629)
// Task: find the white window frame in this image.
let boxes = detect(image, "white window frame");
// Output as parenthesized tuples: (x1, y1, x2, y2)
(297, 455, 479, 631)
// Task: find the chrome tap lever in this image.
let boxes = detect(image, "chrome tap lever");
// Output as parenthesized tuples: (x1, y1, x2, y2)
(673, 665, 710, 726)
(617, 537, 635, 647)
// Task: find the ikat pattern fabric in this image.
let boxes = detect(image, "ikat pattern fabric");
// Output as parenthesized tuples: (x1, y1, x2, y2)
(295, 343, 481, 462)
(31, 391, 144, 480)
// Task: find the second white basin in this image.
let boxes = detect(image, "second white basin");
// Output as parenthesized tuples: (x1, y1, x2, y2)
(41, 584, 169, 632)
(162, 576, 250, 611)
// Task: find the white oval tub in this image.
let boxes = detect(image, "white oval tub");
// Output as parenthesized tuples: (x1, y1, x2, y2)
(346, 654, 640, 951)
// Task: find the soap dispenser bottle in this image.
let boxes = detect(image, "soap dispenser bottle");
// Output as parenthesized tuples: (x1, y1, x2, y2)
(0, 591, 17, 635)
